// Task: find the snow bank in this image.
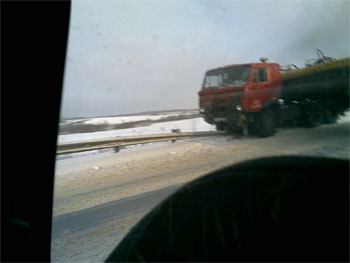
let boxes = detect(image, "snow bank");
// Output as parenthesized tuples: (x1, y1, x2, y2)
(61, 119, 86, 124)
(338, 110, 350, 123)
(58, 117, 216, 144)
(83, 115, 168, 125)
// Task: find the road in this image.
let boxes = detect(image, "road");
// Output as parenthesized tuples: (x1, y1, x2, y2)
(52, 184, 180, 239)
(51, 121, 349, 262)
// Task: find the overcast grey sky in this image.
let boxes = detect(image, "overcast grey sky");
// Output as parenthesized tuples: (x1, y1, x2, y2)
(60, 0, 350, 118)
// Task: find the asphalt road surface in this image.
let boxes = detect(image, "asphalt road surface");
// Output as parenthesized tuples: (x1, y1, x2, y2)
(51, 121, 349, 262)
(52, 184, 180, 239)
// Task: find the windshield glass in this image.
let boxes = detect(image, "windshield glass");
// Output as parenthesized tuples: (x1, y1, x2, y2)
(52, 0, 349, 262)
(223, 66, 250, 86)
(204, 66, 250, 88)
(204, 70, 223, 88)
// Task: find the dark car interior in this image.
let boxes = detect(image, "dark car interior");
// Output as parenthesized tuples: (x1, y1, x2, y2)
(107, 156, 349, 262)
(2, 2, 349, 262)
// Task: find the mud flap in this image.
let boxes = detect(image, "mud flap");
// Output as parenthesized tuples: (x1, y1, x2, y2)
(238, 114, 248, 136)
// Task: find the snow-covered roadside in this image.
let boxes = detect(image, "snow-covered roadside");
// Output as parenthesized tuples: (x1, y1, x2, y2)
(58, 117, 216, 144)
(58, 110, 350, 145)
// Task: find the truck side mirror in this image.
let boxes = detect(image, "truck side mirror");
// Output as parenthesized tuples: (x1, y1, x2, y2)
(259, 68, 268, 82)
(252, 68, 269, 83)
(253, 71, 259, 83)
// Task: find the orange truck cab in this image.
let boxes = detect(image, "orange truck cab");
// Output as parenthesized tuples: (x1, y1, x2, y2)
(199, 62, 282, 135)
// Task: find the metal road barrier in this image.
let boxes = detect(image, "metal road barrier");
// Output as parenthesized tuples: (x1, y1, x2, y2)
(56, 131, 224, 155)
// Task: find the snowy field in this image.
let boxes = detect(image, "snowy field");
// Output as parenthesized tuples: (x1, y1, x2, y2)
(58, 117, 216, 144)
(82, 110, 198, 125)
(61, 110, 199, 125)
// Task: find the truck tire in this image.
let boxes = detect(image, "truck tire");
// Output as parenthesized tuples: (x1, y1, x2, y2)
(216, 122, 227, 131)
(303, 104, 323, 128)
(257, 108, 276, 137)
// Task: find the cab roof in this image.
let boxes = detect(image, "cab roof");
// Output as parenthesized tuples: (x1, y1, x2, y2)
(206, 62, 280, 74)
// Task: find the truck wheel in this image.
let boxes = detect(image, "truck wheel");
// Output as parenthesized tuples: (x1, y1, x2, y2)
(304, 104, 323, 128)
(257, 109, 276, 138)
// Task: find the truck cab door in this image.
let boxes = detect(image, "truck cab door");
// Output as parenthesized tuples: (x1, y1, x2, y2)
(244, 65, 275, 112)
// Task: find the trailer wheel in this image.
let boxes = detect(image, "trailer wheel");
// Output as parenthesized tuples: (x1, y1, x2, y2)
(257, 108, 276, 138)
(323, 110, 337, 124)
(303, 104, 323, 128)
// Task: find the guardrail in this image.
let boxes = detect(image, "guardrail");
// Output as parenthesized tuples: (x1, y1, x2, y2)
(57, 131, 223, 155)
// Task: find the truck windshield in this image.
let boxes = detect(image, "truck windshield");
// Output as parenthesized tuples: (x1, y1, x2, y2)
(223, 66, 250, 86)
(204, 70, 223, 88)
(204, 66, 250, 88)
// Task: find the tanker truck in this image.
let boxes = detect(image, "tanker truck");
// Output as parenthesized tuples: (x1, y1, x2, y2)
(198, 50, 350, 137)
